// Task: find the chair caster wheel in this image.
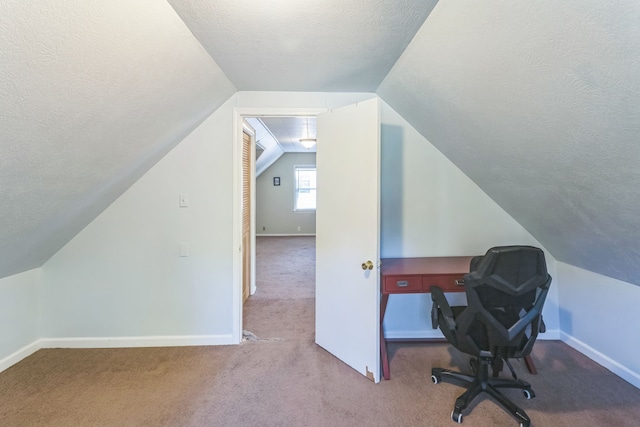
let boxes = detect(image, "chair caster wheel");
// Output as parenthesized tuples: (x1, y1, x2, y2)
(431, 374, 440, 384)
(451, 409, 463, 423)
(523, 389, 535, 399)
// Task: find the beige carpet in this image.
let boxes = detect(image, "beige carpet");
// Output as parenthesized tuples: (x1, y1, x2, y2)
(1, 236, 639, 426)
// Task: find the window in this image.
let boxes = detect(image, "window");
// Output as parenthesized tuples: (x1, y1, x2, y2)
(294, 166, 316, 211)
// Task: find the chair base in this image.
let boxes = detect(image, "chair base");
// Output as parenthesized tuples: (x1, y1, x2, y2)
(431, 358, 534, 427)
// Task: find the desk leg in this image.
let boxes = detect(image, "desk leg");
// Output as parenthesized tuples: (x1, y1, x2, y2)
(380, 293, 390, 380)
(524, 355, 537, 375)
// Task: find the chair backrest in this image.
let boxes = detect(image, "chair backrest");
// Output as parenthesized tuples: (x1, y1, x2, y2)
(454, 246, 552, 359)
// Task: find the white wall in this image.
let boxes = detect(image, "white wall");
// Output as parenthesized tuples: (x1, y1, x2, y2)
(3, 90, 634, 393)
(378, 1, 640, 287)
(256, 153, 316, 235)
(37, 92, 560, 346)
(8, 92, 636, 390)
(0, 269, 40, 371)
(41, 96, 237, 345)
(557, 263, 640, 388)
(39, 91, 374, 347)
(380, 101, 560, 339)
(378, 97, 639, 387)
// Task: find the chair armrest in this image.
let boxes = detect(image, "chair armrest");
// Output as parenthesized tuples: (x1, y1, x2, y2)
(431, 286, 456, 333)
(469, 255, 483, 272)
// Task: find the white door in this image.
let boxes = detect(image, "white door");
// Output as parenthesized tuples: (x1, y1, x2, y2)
(315, 97, 381, 382)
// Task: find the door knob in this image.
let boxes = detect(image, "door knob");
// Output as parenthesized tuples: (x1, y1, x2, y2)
(361, 260, 374, 270)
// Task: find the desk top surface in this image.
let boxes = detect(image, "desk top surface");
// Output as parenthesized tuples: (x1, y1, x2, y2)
(381, 256, 475, 276)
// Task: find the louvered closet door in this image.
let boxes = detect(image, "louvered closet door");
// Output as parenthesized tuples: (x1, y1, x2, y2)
(242, 130, 251, 303)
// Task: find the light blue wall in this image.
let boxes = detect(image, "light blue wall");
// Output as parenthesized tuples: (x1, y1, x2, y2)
(256, 152, 316, 235)
(0, 269, 40, 370)
(558, 263, 640, 388)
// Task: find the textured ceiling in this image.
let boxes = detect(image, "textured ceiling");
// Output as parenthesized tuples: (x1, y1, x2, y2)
(168, 0, 438, 91)
(3, 0, 640, 288)
(246, 117, 284, 178)
(0, 0, 235, 278)
(249, 116, 317, 177)
(378, 0, 640, 285)
(259, 117, 317, 152)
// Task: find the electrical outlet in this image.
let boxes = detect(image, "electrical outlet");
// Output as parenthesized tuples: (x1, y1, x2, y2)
(263, 226, 266, 231)
(297, 226, 301, 231)
(179, 193, 189, 207)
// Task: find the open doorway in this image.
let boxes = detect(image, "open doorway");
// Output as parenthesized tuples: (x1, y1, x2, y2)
(240, 115, 318, 342)
(233, 98, 381, 381)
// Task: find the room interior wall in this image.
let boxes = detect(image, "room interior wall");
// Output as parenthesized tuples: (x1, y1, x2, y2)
(375, 1, 640, 388)
(38, 91, 373, 346)
(256, 152, 316, 235)
(24, 90, 636, 388)
(0, 0, 236, 280)
(40, 96, 238, 345)
(379, 101, 560, 339)
(557, 263, 640, 388)
(0, 268, 40, 371)
(377, 1, 640, 287)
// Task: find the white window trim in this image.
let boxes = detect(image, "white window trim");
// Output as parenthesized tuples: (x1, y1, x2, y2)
(293, 164, 316, 212)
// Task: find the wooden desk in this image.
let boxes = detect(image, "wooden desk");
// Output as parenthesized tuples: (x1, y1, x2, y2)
(380, 256, 537, 380)
(380, 256, 472, 380)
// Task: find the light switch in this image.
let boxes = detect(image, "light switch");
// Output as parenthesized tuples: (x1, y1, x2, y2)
(179, 242, 189, 257)
(179, 193, 189, 207)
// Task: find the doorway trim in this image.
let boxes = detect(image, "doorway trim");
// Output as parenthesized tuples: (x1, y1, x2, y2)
(231, 107, 326, 344)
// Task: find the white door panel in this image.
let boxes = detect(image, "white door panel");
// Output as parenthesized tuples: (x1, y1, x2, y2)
(315, 97, 381, 382)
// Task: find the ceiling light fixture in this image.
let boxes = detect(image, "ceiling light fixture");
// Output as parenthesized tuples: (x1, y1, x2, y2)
(300, 117, 316, 149)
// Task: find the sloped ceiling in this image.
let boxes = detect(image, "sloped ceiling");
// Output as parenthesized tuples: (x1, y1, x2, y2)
(250, 117, 318, 177)
(2, 0, 639, 287)
(0, 1, 235, 278)
(168, 0, 439, 91)
(378, 1, 640, 285)
(259, 117, 317, 153)
(246, 117, 284, 178)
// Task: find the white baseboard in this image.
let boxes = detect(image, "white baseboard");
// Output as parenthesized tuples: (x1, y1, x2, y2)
(5, 331, 637, 391)
(383, 329, 444, 340)
(39, 334, 236, 348)
(560, 331, 640, 389)
(0, 340, 41, 374)
(0, 334, 236, 374)
(538, 328, 561, 340)
(256, 234, 316, 237)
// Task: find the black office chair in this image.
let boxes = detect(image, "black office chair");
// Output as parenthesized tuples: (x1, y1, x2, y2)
(430, 246, 551, 427)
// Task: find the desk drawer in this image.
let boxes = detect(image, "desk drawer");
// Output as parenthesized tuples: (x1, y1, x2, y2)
(384, 275, 422, 293)
(422, 274, 466, 292)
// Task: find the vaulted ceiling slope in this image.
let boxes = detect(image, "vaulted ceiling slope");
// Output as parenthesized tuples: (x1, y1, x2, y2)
(3, 1, 639, 288)
(168, 0, 439, 91)
(0, 1, 235, 278)
(378, 1, 640, 285)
